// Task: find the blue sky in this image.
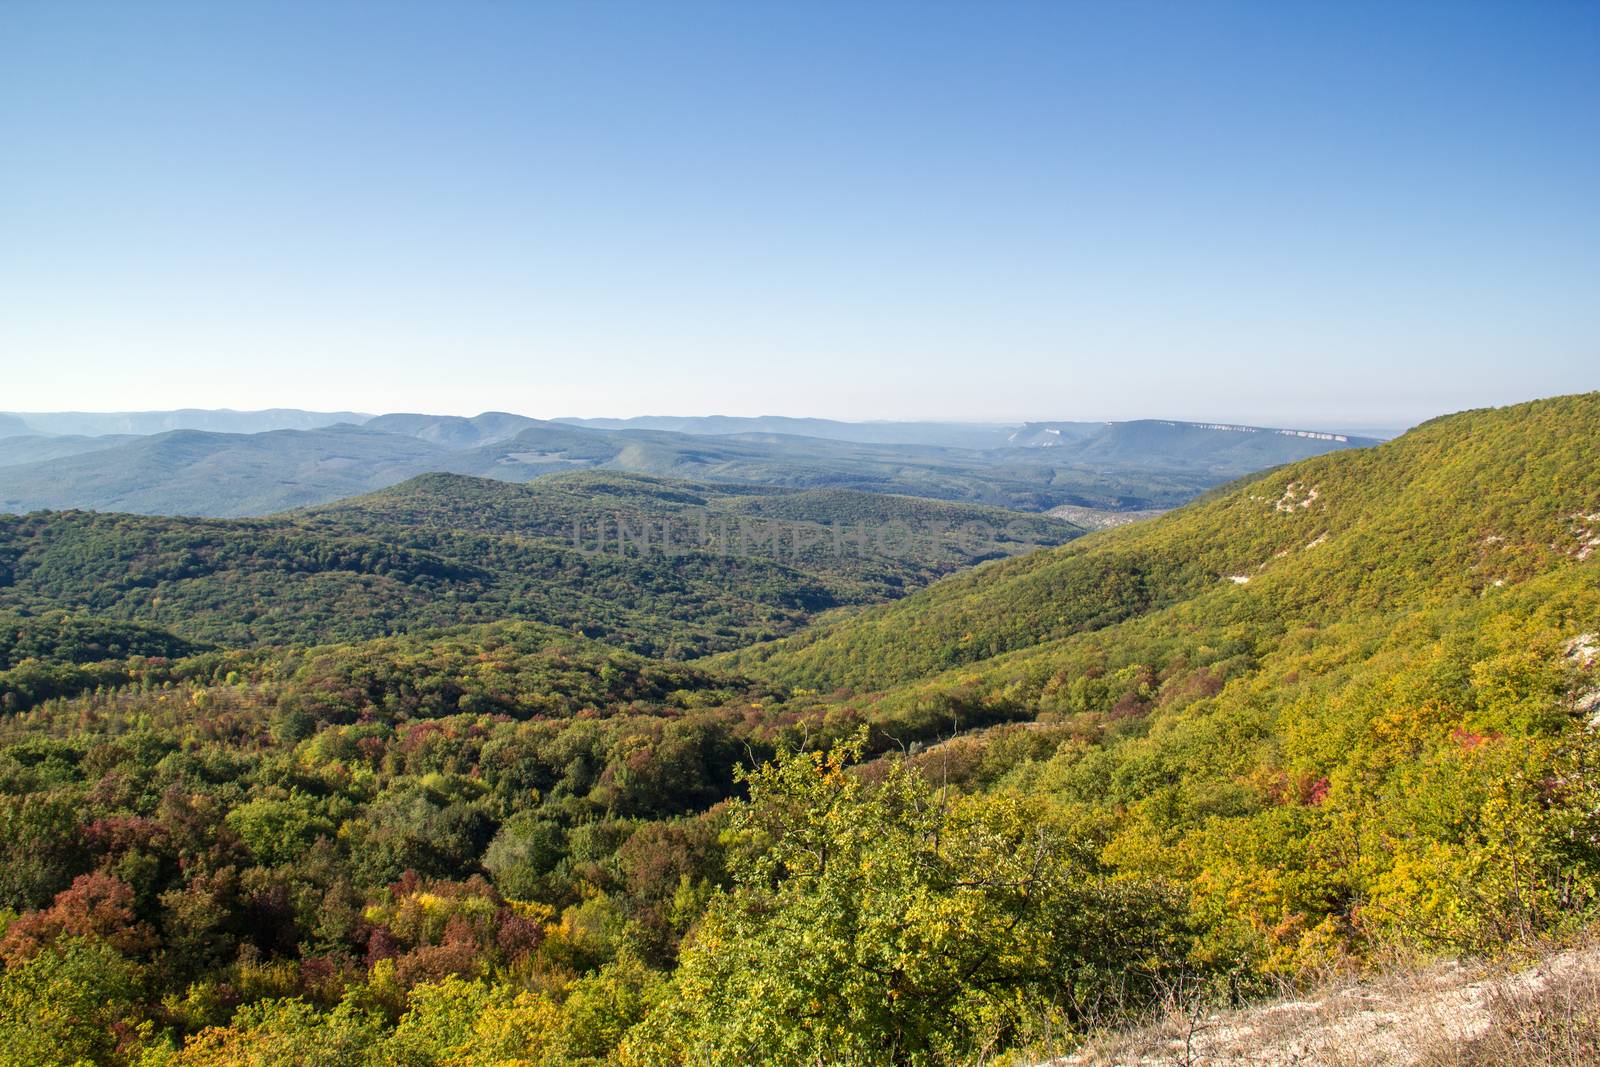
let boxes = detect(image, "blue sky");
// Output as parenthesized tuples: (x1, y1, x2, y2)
(3, 1, 1596, 429)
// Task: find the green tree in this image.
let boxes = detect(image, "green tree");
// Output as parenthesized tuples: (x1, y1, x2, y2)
(138, 997, 385, 1067)
(225, 791, 335, 868)
(0, 937, 142, 1066)
(625, 734, 1188, 1066)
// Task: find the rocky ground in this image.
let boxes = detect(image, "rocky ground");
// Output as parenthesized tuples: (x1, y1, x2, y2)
(1047, 944, 1600, 1066)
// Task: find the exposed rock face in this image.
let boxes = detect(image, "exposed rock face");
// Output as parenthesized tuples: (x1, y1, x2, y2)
(1570, 633, 1600, 722)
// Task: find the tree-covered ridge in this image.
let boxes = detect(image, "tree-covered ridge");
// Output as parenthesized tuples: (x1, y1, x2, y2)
(719, 392, 1600, 691)
(304, 470, 1075, 554)
(715, 483, 1075, 541)
(0, 613, 208, 671)
(0, 472, 1080, 661)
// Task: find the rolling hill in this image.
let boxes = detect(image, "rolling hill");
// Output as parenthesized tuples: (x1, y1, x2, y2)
(0, 425, 448, 515)
(0, 411, 1377, 518)
(0, 471, 1080, 662)
(361, 411, 543, 448)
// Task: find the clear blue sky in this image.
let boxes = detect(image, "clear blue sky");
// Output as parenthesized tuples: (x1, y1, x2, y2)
(3, 1, 1596, 429)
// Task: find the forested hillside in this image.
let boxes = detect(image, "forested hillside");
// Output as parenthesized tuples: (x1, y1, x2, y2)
(0, 472, 1078, 671)
(720, 394, 1600, 690)
(0, 395, 1596, 1066)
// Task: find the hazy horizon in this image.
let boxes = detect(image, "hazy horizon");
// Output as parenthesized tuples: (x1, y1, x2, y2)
(2, 402, 1427, 439)
(0, 396, 1548, 438)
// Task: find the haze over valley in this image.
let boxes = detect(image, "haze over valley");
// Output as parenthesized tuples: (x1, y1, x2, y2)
(0, 408, 1378, 518)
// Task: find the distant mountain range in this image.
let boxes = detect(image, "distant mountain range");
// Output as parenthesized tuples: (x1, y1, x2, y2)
(0, 408, 1379, 517)
(1, 408, 1386, 447)
(2, 408, 370, 437)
